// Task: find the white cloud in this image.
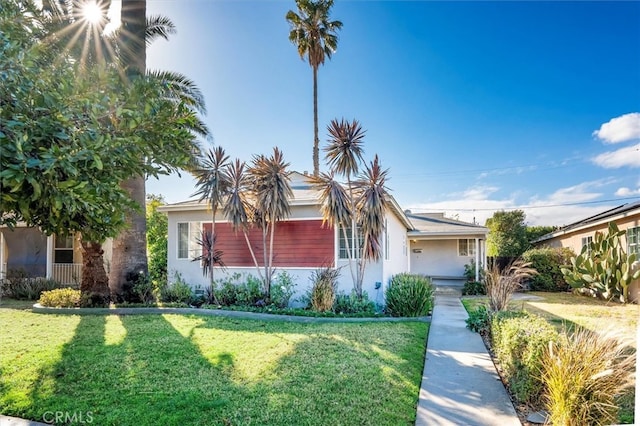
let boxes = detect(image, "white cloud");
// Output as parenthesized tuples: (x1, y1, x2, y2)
(592, 143, 640, 168)
(615, 187, 640, 197)
(593, 112, 640, 144)
(407, 179, 619, 227)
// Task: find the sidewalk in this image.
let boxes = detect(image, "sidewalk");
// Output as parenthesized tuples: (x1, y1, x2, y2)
(0, 416, 47, 426)
(415, 294, 521, 426)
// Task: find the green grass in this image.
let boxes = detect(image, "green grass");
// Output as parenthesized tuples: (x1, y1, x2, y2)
(0, 306, 428, 425)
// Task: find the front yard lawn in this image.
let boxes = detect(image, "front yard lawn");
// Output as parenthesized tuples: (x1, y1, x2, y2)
(462, 291, 638, 345)
(0, 306, 428, 425)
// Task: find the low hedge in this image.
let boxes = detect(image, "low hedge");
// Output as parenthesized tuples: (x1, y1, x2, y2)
(490, 310, 559, 405)
(38, 288, 81, 308)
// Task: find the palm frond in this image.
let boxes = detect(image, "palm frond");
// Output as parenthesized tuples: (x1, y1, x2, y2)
(146, 69, 207, 115)
(223, 159, 251, 232)
(325, 118, 366, 178)
(248, 147, 293, 223)
(191, 146, 231, 208)
(355, 155, 390, 261)
(192, 231, 225, 277)
(310, 171, 351, 227)
(145, 14, 176, 45)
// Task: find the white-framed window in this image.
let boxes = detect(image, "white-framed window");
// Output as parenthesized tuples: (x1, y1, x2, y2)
(627, 227, 639, 256)
(177, 222, 201, 259)
(581, 236, 593, 255)
(338, 223, 363, 259)
(54, 235, 74, 264)
(384, 219, 390, 261)
(458, 239, 476, 257)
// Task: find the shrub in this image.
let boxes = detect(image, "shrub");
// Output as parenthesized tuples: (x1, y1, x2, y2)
(463, 259, 485, 283)
(541, 329, 635, 426)
(491, 311, 559, 405)
(270, 271, 297, 308)
(485, 259, 537, 311)
(236, 275, 264, 306)
(308, 267, 340, 312)
(385, 273, 433, 317)
(333, 291, 375, 315)
(1, 269, 66, 300)
(39, 288, 81, 308)
(132, 273, 157, 304)
(161, 273, 193, 304)
(522, 247, 574, 292)
(465, 305, 490, 334)
(462, 280, 485, 296)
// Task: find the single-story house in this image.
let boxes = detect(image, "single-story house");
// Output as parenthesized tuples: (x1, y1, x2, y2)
(533, 200, 640, 302)
(0, 225, 112, 285)
(159, 172, 488, 301)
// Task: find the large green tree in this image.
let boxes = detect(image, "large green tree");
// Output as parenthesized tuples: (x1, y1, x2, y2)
(0, 1, 205, 305)
(286, 0, 342, 176)
(485, 210, 528, 258)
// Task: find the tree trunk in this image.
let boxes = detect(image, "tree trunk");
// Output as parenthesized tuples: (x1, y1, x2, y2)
(109, 177, 148, 298)
(110, 0, 148, 299)
(313, 65, 319, 177)
(80, 241, 110, 307)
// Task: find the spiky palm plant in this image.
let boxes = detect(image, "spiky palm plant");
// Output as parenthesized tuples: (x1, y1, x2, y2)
(191, 231, 225, 279)
(247, 148, 293, 297)
(192, 147, 230, 285)
(315, 120, 390, 298)
(286, 0, 342, 176)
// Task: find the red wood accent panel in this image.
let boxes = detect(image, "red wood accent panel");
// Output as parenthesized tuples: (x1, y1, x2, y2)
(202, 220, 334, 267)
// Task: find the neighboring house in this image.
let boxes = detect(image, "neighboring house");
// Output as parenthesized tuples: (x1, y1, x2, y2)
(0, 225, 112, 286)
(159, 172, 488, 301)
(533, 200, 640, 302)
(407, 212, 488, 285)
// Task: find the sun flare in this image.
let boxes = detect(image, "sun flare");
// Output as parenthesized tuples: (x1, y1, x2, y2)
(81, 1, 104, 25)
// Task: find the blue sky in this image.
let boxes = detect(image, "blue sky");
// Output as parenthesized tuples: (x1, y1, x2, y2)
(134, 0, 640, 226)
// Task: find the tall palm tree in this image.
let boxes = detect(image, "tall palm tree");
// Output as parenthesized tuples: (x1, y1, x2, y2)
(286, 0, 342, 176)
(223, 159, 264, 281)
(192, 147, 231, 286)
(247, 148, 293, 297)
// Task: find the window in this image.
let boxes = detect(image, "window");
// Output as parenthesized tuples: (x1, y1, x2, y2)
(339, 223, 363, 259)
(628, 227, 639, 256)
(458, 239, 476, 257)
(384, 219, 390, 260)
(177, 222, 201, 259)
(54, 235, 74, 263)
(581, 236, 593, 255)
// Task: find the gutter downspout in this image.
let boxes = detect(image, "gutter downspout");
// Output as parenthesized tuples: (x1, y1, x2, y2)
(46, 235, 53, 279)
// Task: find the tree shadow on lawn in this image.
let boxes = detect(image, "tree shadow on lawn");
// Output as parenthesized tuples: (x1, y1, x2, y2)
(22, 314, 427, 426)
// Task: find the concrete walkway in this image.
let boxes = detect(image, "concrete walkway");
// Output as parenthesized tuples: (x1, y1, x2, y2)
(416, 295, 521, 426)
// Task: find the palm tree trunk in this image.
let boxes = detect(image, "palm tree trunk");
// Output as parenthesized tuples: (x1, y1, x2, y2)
(110, 0, 148, 299)
(313, 65, 319, 177)
(109, 177, 148, 298)
(243, 231, 264, 281)
(80, 240, 110, 307)
(267, 205, 277, 299)
(210, 207, 216, 286)
(262, 225, 270, 297)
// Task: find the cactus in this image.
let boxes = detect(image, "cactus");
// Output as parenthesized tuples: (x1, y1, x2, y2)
(561, 223, 640, 303)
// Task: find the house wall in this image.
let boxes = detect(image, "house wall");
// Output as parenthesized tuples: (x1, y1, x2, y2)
(202, 220, 334, 267)
(382, 210, 410, 288)
(409, 238, 477, 278)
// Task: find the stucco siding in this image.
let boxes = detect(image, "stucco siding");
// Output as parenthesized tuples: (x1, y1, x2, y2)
(382, 210, 410, 286)
(409, 239, 472, 278)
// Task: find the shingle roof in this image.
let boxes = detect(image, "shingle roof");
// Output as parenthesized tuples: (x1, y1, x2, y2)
(406, 213, 488, 237)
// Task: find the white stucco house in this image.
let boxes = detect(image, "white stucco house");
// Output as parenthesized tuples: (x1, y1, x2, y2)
(158, 172, 488, 301)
